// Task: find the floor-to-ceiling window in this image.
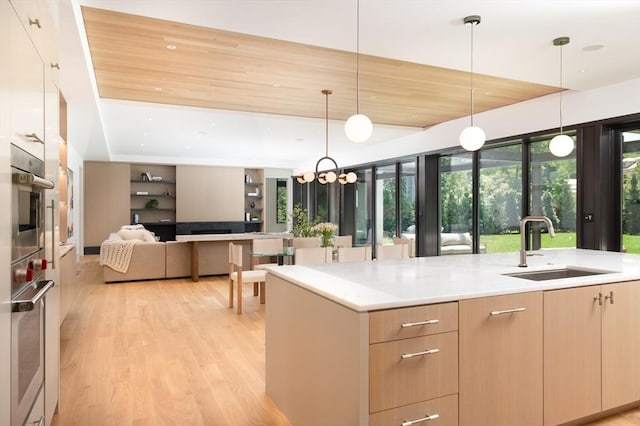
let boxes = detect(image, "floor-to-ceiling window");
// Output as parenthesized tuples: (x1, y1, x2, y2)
(439, 153, 473, 255)
(529, 132, 577, 249)
(622, 128, 640, 253)
(354, 168, 372, 246)
(479, 143, 522, 253)
(375, 165, 396, 244)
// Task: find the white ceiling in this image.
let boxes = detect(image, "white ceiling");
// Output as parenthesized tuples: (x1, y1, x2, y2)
(58, 0, 640, 170)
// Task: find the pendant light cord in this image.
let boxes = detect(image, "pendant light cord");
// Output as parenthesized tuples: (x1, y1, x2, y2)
(325, 90, 330, 157)
(558, 44, 564, 134)
(469, 20, 475, 127)
(356, 0, 361, 114)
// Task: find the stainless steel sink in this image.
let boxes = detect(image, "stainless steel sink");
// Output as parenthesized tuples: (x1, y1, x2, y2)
(503, 267, 614, 281)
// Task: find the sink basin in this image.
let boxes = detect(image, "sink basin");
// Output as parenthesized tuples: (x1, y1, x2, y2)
(503, 267, 614, 281)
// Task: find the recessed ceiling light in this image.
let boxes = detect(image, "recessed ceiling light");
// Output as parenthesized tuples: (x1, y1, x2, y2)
(166, 44, 177, 50)
(147, 117, 153, 121)
(140, 143, 145, 147)
(154, 87, 163, 92)
(583, 44, 605, 52)
(272, 83, 281, 88)
(143, 132, 149, 137)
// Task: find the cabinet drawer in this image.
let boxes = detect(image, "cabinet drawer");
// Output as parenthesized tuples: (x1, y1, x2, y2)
(370, 394, 458, 426)
(370, 331, 458, 413)
(370, 302, 458, 343)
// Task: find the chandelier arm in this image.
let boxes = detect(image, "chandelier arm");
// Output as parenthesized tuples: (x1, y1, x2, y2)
(315, 156, 340, 175)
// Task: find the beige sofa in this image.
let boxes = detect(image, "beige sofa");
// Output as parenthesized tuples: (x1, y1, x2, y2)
(100, 227, 167, 282)
(101, 227, 251, 282)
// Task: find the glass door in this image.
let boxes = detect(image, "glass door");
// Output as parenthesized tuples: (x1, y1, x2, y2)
(622, 128, 640, 253)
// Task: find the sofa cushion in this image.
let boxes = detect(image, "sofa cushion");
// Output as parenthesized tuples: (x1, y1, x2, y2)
(117, 228, 157, 242)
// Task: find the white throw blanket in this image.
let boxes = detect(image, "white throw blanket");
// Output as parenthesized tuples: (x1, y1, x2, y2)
(100, 238, 138, 273)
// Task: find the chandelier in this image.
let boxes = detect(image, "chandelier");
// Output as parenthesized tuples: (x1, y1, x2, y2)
(297, 90, 357, 185)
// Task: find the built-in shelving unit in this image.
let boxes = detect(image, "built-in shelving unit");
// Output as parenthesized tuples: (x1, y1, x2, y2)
(244, 168, 264, 232)
(130, 164, 177, 241)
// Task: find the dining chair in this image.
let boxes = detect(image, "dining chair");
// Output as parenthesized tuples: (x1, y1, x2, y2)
(228, 242, 267, 314)
(376, 243, 409, 260)
(337, 245, 372, 263)
(252, 238, 284, 270)
(294, 247, 330, 265)
(332, 235, 353, 248)
(292, 237, 322, 249)
(392, 237, 415, 258)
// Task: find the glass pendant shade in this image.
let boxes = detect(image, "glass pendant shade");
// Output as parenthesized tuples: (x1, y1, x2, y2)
(345, 113, 373, 143)
(459, 126, 486, 151)
(302, 171, 315, 183)
(549, 134, 574, 157)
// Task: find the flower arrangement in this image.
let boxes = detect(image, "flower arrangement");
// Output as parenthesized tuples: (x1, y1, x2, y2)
(313, 222, 338, 247)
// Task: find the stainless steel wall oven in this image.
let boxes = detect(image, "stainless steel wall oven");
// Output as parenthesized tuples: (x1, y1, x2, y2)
(10, 144, 55, 426)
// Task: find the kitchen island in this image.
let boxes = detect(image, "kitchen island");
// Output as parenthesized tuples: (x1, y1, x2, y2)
(265, 249, 640, 426)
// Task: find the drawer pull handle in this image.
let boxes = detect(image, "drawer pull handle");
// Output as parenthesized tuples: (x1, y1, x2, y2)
(490, 307, 526, 316)
(401, 348, 439, 359)
(401, 413, 440, 425)
(401, 319, 439, 328)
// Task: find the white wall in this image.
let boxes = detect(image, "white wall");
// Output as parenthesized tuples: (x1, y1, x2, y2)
(338, 78, 640, 168)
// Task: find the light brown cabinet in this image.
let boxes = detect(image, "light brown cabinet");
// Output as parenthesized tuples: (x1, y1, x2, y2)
(369, 302, 459, 423)
(459, 291, 543, 426)
(84, 161, 130, 249)
(544, 281, 640, 425)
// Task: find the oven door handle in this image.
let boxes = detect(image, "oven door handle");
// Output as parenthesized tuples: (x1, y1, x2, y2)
(12, 173, 55, 189)
(12, 280, 55, 312)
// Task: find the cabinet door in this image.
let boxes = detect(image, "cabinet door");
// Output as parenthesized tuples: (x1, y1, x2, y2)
(601, 281, 640, 410)
(459, 291, 543, 426)
(544, 286, 602, 426)
(8, 0, 45, 160)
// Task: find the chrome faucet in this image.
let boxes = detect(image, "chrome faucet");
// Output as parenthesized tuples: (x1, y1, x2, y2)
(519, 216, 556, 267)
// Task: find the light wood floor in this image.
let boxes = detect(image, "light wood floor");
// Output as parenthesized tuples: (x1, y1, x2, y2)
(52, 256, 290, 426)
(52, 256, 640, 426)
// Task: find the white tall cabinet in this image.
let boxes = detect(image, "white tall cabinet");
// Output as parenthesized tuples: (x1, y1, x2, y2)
(2, 0, 61, 425)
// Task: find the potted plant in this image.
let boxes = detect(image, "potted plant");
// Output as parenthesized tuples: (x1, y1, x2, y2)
(289, 203, 318, 237)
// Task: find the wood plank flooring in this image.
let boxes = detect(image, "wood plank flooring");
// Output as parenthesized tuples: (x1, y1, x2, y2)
(53, 256, 640, 426)
(52, 256, 290, 426)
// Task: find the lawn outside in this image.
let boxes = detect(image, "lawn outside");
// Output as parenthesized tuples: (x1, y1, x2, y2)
(478, 232, 640, 255)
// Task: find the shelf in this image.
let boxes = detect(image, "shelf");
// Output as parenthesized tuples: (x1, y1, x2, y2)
(131, 208, 176, 212)
(244, 221, 263, 224)
(131, 193, 175, 198)
(245, 182, 263, 186)
(139, 221, 175, 225)
(245, 194, 263, 199)
(131, 180, 176, 184)
(245, 208, 263, 212)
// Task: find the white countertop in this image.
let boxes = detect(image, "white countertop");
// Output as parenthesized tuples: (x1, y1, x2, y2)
(176, 232, 292, 242)
(266, 249, 640, 312)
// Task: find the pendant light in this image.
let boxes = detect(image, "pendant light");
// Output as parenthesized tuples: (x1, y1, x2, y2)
(549, 36, 575, 157)
(344, 0, 373, 143)
(459, 15, 486, 152)
(297, 90, 357, 185)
